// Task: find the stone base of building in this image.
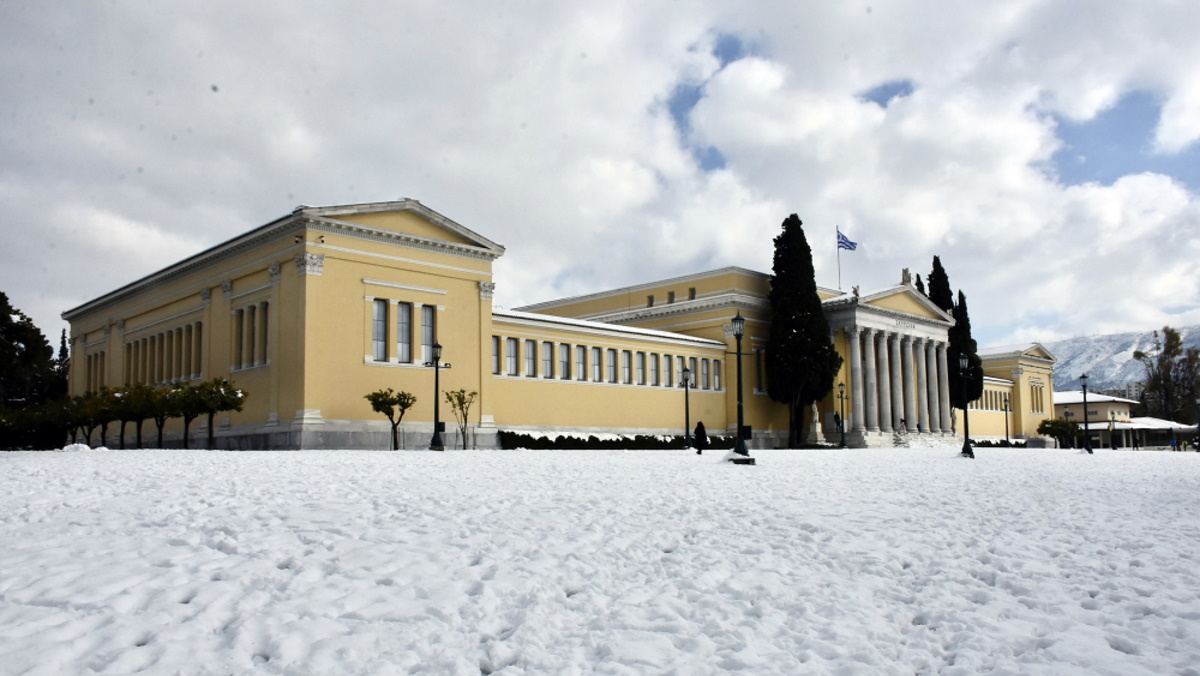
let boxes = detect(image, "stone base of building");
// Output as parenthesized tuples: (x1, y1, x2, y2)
(847, 429, 956, 448)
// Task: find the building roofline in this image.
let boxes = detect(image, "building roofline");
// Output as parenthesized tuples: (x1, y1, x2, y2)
(63, 200, 503, 322)
(515, 266, 771, 313)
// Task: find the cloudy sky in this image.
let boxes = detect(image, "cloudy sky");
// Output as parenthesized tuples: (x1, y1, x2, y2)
(3, 1, 1199, 348)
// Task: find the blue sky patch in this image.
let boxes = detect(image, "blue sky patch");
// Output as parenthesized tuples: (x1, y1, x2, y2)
(1051, 90, 1200, 191)
(667, 33, 749, 171)
(859, 80, 914, 108)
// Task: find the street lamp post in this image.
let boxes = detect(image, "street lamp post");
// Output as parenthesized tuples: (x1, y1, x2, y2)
(959, 353, 974, 459)
(1109, 410, 1116, 449)
(731, 312, 749, 457)
(837, 382, 847, 448)
(1081, 373, 1093, 454)
(681, 365, 692, 449)
(1004, 395, 1010, 446)
(427, 343, 445, 451)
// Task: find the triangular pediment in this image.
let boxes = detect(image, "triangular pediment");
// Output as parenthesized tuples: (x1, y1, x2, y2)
(859, 285, 953, 323)
(304, 200, 505, 255)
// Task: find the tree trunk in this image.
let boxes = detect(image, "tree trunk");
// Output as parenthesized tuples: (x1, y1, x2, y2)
(182, 418, 192, 449)
(156, 420, 165, 448)
(391, 422, 400, 450)
(119, 420, 128, 449)
(207, 412, 216, 450)
(135, 419, 144, 449)
(100, 422, 108, 447)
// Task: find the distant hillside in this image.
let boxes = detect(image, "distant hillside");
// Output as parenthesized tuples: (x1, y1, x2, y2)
(1043, 325, 1200, 390)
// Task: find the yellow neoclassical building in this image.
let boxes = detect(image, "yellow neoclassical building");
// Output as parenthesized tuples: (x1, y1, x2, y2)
(63, 200, 1055, 449)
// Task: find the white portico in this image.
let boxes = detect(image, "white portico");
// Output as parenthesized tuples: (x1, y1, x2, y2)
(823, 280, 956, 448)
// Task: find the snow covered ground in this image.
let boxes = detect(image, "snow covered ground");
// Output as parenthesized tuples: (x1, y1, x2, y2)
(2, 446, 1199, 675)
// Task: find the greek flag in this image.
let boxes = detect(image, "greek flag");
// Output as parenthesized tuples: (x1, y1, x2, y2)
(837, 229, 857, 251)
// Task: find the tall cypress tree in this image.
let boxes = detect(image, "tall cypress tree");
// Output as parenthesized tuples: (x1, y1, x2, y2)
(765, 214, 843, 447)
(949, 290, 984, 408)
(926, 256, 953, 314)
(0, 291, 57, 409)
(914, 274, 925, 296)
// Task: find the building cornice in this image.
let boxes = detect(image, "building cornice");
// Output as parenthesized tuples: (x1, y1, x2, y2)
(516, 266, 770, 313)
(589, 293, 769, 326)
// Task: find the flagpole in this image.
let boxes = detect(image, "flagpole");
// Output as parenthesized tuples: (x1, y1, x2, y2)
(836, 226, 842, 290)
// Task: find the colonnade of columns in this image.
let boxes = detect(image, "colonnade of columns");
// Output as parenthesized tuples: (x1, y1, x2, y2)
(845, 326, 953, 436)
(85, 351, 106, 392)
(125, 322, 204, 385)
(232, 301, 269, 370)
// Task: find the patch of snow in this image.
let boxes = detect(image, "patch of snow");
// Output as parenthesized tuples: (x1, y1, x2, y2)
(2, 447, 1199, 673)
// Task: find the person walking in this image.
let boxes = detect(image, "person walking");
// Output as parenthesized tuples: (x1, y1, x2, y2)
(694, 421, 708, 455)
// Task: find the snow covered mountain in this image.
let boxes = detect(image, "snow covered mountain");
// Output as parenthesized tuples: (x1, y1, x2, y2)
(1042, 325, 1200, 391)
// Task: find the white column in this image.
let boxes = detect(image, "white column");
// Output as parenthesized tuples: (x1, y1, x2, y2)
(877, 331, 892, 434)
(863, 328, 879, 433)
(902, 337, 917, 432)
(890, 334, 904, 432)
(916, 338, 930, 433)
(848, 327, 865, 434)
(937, 343, 952, 434)
(926, 340, 941, 434)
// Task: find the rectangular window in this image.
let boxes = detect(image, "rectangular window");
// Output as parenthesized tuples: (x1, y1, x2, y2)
(701, 359, 710, 389)
(421, 305, 436, 363)
(560, 343, 570, 380)
(636, 352, 646, 385)
(647, 295, 655, 307)
(542, 342, 554, 379)
(688, 287, 696, 300)
(592, 347, 602, 382)
(576, 345, 587, 381)
(396, 302, 413, 363)
(713, 361, 721, 390)
(651, 354, 660, 386)
(664, 355, 673, 387)
(668, 291, 676, 304)
(525, 340, 537, 377)
(506, 337, 518, 375)
(372, 299, 388, 361)
(622, 350, 632, 384)
(492, 336, 501, 374)
(607, 349, 617, 383)
(689, 357, 698, 386)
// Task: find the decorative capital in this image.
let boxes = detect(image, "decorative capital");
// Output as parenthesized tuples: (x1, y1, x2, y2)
(200, 287, 212, 303)
(116, 320, 126, 332)
(269, 262, 282, 284)
(221, 280, 233, 298)
(296, 253, 325, 276)
(478, 281, 496, 301)
(103, 324, 111, 338)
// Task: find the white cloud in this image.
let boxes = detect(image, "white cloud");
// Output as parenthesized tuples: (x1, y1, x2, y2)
(0, 0, 1197, 349)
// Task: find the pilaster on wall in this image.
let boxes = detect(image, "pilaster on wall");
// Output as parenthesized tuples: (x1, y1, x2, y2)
(478, 281, 496, 433)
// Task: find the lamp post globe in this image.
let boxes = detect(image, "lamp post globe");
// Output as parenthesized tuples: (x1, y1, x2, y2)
(959, 353, 974, 459)
(1080, 373, 1092, 454)
(732, 312, 749, 457)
